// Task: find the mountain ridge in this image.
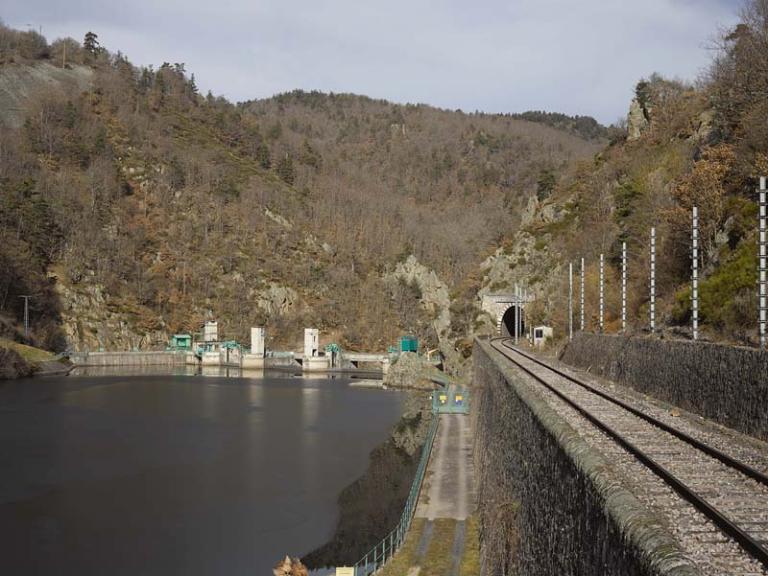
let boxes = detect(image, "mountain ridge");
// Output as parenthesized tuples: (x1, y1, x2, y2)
(0, 23, 600, 364)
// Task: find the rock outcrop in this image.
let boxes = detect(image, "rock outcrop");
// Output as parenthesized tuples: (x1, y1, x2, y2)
(627, 97, 650, 141)
(0, 62, 92, 128)
(386, 255, 455, 362)
(55, 277, 167, 352)
(253, 282, 298, 316)
(384, 351, 438, 390)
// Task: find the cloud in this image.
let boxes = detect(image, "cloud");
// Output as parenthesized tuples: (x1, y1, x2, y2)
(4, 0, 742, 123)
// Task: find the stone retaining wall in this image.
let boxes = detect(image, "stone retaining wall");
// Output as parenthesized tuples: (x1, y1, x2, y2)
(560, 333, 768, 441)
(473, 339, 696, 576)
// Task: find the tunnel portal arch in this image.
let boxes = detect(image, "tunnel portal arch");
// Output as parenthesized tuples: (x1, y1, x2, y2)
(481, 293, 531, 337)
(500, 305, 526, 338)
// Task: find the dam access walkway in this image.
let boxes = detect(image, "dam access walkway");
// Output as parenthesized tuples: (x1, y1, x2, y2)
(376, 413, 478, 576)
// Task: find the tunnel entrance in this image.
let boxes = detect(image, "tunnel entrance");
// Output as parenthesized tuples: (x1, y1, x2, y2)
(501, 305, 526, 338)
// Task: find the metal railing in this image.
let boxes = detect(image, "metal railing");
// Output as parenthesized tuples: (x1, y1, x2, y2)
(352, 411, 439, 576)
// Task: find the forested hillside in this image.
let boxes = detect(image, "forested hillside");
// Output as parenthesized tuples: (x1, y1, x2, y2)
(489, 0, 768, 346)
(0, 22, 602, 359)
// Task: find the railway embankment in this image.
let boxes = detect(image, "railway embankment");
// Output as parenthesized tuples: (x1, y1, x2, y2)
(560, 333, 768, 441)
(473, 339, 697, 576)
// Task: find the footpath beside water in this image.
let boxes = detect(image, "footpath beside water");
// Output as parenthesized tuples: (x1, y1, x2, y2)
(375, 411, 479, 576)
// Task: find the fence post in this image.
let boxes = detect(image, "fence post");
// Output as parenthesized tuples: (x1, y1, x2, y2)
(759, 177, 766, 349)
(692, 206, 699, 341)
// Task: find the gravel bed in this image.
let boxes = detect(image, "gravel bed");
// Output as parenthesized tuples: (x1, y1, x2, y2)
(498, 344, 768, 576)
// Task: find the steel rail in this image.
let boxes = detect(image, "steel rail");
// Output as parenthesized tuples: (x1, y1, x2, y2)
(494, 338, 768, 488)
(489, 338, 768, 569)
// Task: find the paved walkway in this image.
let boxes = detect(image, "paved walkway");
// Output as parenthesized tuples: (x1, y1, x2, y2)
(378, 413, 479, 576)
(416, 413, 475, 521)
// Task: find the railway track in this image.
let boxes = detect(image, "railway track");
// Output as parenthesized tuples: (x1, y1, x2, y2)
(491, 337, 768, 575)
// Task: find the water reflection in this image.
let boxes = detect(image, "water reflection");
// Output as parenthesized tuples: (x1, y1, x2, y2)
(0, 370, 403, 575)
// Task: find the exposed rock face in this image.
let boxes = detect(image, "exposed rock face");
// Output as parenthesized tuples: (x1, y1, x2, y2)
(252, 282, 298, 316)
(520, 194, 540, 228)
(0, 62, 93, 128)
(264, 208, 293, 229)
(475, 195, 574, 335)
(627, 97, 650, 141)
(391, 390, 434, 457)
(386, 255, 453, 359)
(384, 351, 438, 390)
(55, 279, 166, 352)
(693, 109, 714, 143)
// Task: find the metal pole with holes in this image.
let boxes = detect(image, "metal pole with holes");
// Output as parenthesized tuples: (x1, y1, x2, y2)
(622, 242, 627, 333)
(650, 227, 656, 333)
(514, 284, 519, 344)
(569, 262, 573, 340)
(759, 177, 767, 349)
(692, 206, 699, 341)
(523, 286, 528, 343)
(518, 284, 522, 344)
(580, 257, 585, 331)
(19, 295, 30, 339)
(599, 254, 605, 332)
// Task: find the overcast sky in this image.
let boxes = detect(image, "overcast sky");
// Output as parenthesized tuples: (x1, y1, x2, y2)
(4, 0, 743, 124)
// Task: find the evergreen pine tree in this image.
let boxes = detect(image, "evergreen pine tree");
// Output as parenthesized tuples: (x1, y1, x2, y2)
(276, 154, 295, 185)
(256, 144, 271, 169)
(83, 31, 100, 55)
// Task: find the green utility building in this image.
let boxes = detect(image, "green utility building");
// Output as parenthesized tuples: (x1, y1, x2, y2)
(169, 334, 192, 350)
(399, 336, 418, 353)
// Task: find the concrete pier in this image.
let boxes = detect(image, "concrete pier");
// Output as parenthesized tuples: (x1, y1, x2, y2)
(243, 327, 266, 369)
(303, 356, 330, 372)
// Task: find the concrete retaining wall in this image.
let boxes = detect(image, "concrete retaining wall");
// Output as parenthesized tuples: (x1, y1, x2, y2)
(70, 351, 196, 367)
(560, 333, 768, 441)
(473, 339, 696, 576)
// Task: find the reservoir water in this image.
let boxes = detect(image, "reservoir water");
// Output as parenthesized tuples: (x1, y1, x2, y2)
(0, 369, 404, 575)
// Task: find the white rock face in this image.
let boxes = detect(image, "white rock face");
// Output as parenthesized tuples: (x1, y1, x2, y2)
(627, 97, 650, 141)
(253, 282, 298, 315)
(264, 208, 293, 229)
(389, 255, 451, 337)
(520, 195, 539, 228)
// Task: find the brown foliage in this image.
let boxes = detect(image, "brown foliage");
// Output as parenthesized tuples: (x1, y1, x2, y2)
(667, 144, 736, 270)
(272, 556, 308, 576)
(0, 22, 601, 351)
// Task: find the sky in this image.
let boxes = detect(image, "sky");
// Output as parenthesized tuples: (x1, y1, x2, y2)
(4, 0, 744, 124)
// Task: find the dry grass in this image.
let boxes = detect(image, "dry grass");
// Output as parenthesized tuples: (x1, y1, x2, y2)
(378, 518, 426, 576)
(421, 519, 457, 576)
(459, 516, 481, 576)
(0, 338, 55, 363)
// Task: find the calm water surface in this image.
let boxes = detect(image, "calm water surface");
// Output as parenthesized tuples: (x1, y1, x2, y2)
(0, 368, 403, 575)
